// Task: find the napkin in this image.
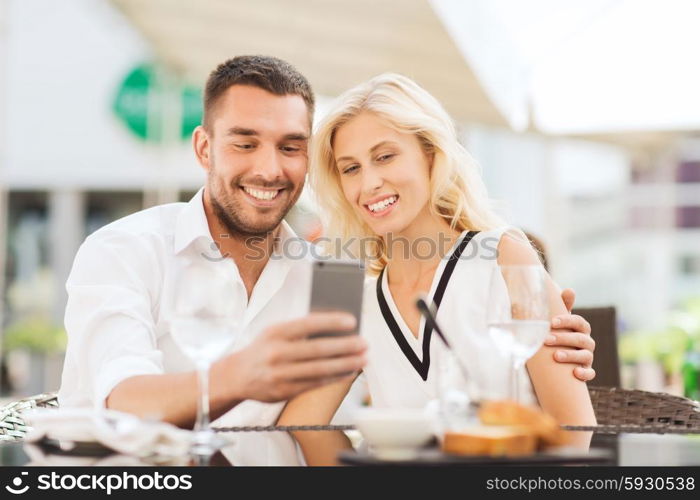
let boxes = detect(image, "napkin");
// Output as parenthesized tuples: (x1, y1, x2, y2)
(22, 408, 199, 460)
(23, 443, 182, 467)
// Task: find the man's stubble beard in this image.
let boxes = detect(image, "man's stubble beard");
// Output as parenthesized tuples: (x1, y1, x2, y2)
(207, 161, 303, 239)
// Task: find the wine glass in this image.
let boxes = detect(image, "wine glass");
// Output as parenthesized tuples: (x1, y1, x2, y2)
(434, 349, 479, 432)
(168, 260, 241, 458)
(486, 265, 550, 404)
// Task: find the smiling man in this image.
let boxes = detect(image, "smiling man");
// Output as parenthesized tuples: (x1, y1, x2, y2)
(58, 56, 596, 466)
(195, 81, 311, 298)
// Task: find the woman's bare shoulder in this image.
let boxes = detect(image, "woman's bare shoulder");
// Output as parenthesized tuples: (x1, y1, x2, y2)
(496, 228, 543, 267)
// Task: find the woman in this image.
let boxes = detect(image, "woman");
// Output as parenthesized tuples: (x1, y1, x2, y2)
(278, 74, 596, 465)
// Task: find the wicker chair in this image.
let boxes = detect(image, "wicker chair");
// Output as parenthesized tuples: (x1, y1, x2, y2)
(587, 386, 700, 433)
(572, 307, 620, 387)
(0, 392, 58, 442)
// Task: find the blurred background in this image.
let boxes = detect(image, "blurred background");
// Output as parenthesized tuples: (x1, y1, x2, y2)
(0, 0, 698, 401)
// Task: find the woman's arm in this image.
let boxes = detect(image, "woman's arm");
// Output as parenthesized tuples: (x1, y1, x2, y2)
(276, 375, 356, 466)
(497, 231, 596, 449)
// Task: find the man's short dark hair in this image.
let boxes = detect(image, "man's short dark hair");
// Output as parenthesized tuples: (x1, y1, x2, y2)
(203, 55, 314, 131)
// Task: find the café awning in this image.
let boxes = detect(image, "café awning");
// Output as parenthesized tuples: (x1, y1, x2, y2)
(110, 0, 508, 127)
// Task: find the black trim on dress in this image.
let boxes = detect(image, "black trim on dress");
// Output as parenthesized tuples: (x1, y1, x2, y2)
(375, 231, 479, 380)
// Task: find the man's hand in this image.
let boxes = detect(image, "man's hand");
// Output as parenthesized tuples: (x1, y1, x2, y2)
(561, 288, 576, 313)
(220, 312, 367, 403)
(545, 288, 596, 382)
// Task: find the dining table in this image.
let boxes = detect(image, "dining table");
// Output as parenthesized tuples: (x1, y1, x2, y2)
(1, 431, 699, 467)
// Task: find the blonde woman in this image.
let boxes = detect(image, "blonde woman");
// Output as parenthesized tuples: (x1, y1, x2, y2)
(278, 74, 597, 464)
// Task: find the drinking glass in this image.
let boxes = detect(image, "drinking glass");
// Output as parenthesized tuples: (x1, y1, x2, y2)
(486, 265, 550, 403)
(168, 260, 240, 458)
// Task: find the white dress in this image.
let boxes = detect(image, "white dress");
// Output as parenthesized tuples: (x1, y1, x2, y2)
(360, 227, 538, 409)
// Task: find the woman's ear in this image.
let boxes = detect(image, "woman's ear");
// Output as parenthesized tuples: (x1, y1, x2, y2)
(422, 148, 436, 172)
(420, 140, 436, 169)
(427, 151, 436, 167)
(193, 125, 212, 172)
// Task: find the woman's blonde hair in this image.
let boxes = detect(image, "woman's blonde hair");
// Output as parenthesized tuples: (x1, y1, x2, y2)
(309, 73, 505, 275)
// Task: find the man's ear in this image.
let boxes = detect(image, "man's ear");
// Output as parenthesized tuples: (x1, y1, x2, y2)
(193, 125, 212, 172)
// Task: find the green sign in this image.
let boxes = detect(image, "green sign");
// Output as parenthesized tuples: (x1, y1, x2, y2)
(112, 63, 202, 143)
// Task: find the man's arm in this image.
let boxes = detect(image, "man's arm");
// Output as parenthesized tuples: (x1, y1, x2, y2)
(106, 372, 215, 427)
(59, 231, 168, 411)
(107, 312, 367, 428)
(60, 230, 365, 427)
(106, 360, 244, 427)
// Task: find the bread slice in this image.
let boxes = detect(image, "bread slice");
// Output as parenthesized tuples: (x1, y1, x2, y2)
(442, 426, 537, 457)
(478, 401, 568, 447)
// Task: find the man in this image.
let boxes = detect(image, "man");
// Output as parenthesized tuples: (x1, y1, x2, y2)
(59, 56, 595, 465)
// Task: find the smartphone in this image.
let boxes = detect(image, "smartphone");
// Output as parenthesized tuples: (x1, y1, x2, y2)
(309, 259, 365, 338)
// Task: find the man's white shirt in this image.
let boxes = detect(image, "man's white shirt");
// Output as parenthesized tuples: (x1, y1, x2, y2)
(58, 188, 314, 465)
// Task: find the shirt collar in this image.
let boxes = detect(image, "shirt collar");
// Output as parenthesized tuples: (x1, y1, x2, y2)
(272, 219, 307, 262)
(173, 187, 307, 260)
(174, 187, 214, 256)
